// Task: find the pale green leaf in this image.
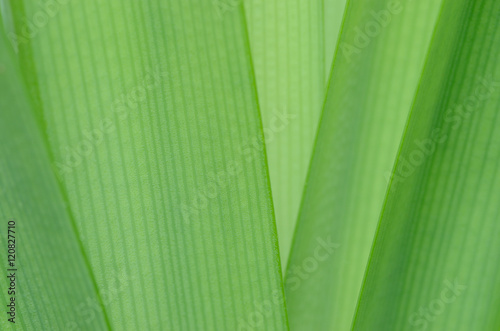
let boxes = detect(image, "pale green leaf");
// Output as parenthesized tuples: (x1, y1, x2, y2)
(4, 0, 287, 329)
(244, 0, 347, 268)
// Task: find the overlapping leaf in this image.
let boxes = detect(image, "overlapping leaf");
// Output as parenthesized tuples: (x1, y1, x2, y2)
(354, 0, 500, 329)
(244, 0, 347, 267)
(285, 0, 441, 329)
(4, 0, 287, 329)
(0, 21, 108, 330)
(1, 0, 499, 329)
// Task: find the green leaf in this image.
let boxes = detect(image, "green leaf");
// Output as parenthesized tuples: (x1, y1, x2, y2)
(285, 0, 441, 329)
(0, 19, 108, 331)
(353, 0, 500, 329)
(4, 0, 498, 329)
(244, 0, 347, 268)
(324, 0, 348, 81)
(5, 0, 287, 329)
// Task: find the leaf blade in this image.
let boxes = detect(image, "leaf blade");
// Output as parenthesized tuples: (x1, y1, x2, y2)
(285, 0, 442, 329)
(7, 0, 288, 329)
(353, 0, 500, 329)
